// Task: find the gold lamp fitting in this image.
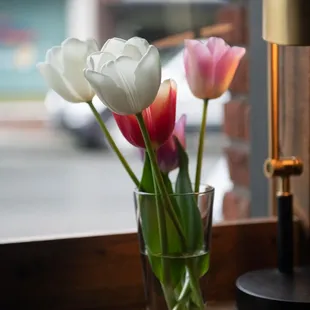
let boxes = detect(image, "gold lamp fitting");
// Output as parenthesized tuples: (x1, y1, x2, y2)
(263, 0, 307, 199)
(264, 157, 303, 178)
(263, 0, 310, 46)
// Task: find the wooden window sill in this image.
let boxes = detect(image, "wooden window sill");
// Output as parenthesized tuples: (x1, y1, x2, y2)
(0, 218, 302, 309)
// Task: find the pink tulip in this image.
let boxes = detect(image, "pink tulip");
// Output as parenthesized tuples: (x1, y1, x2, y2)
(184, 37, 246, 99)
(140, 115, 186, 173)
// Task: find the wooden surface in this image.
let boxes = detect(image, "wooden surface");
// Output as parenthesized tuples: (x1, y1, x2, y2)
(0, 218, 300, 309)
(280, 46, 310, 232)
(208, 302, 234, 310)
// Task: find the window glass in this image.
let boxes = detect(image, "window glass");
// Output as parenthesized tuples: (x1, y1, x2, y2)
(0, 0, 252, 242)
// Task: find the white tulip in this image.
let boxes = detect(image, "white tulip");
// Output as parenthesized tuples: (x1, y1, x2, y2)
(37, 38, 99, 103)
(84, 37, 161, 115)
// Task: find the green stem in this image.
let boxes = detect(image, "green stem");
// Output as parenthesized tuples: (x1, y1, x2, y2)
(152, 175, 168, 256)
(186, 263, 205, 309)
(87, 101, 140, 188)
(152, 175, 174, 309)
(194, 99, 209, 193)
(173, 275, 191, 310)
(136, 113, 187, 250)
(136, 113, 204, 309)
(174, 264, 205, 310)
(154, 185, 168, 271)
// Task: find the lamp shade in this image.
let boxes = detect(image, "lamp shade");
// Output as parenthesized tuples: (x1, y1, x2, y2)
(263, 0, 310, 46)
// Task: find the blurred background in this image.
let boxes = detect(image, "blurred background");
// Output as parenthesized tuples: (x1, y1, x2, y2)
(0, 0, 249, 241)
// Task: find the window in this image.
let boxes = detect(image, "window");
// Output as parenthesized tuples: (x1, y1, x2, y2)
(1, 1, 307, 308)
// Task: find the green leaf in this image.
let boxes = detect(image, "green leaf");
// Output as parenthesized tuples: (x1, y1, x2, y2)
(175, 138, 204, 253)
(161, 172, 182, 220)
(138, 154, 185, 287)
(139, 152, 154, 193)
(195, 251, 210, 277)
(174, 139, 210, 307)
(138, 154, 162, 279)
(161, 173, 186, 285)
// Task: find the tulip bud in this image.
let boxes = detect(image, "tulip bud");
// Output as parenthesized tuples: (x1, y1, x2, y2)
(84, 37, 162, 115)
(139, 115, 186, 173)
(157, 114, 186, 173)
(184, 37, 246, 99)
(37, 38, 99, 103)
(113, 79, 177, 149)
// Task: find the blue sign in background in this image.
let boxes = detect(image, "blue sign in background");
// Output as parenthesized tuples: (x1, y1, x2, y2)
(0, 0, 65, 98)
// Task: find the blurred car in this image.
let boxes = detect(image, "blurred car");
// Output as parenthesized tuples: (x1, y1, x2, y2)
(44, 45, 231, 149)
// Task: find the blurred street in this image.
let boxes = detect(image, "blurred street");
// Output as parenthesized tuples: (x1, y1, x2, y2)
(0, 114, 228, 242)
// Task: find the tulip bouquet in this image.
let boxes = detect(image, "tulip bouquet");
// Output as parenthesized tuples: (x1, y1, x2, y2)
(38, 36, 245, 309)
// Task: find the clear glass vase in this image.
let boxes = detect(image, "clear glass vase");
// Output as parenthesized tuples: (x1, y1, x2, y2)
(134, 184, 214, 310)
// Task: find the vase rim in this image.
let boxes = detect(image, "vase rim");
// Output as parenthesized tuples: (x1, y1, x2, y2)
(134, 183, 214, 196)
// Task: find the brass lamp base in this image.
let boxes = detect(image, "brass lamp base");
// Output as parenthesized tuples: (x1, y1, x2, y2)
(236, 267, 310, 310)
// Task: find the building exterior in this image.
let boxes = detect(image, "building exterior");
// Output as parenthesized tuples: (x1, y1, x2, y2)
(0, 0, 100, 100)
(0, 0, 226, 100)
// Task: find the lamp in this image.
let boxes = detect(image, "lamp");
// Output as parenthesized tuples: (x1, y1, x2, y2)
(236, 0, 310, 309)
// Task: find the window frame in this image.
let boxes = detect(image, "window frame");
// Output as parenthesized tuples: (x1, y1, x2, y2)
(4, 1, 308, 309)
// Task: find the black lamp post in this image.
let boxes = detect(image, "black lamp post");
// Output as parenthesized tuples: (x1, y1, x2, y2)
(236, 0, 310, 309)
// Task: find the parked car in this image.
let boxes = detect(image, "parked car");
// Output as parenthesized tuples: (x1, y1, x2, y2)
(44, 44, 231, 149)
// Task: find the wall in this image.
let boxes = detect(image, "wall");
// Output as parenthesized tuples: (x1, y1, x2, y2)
(280, 46, 310, 230)
(0, 0, 66, 99)
(218, 2, 250, 220)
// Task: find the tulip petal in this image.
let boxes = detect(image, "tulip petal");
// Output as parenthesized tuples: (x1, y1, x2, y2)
(156, 137, 177, 173)
(148, 79, 174, 118)
(206, 37, 230, 62)
(184, 43, 202, 91)
(99, 60, 122, 86)
(113, 113, 144, 147)
(122, 44, 142, 61)
(115, 56, 140, 111)
(189, 41, 213, 77)
(214, 46, 246, 95)
(145, 79, 176, 147)
(101, 37, 126, 55)
(87, 52, 116, 71)
(126, 37, 150, 55)
(84, 69, 132, 115)
(156, 115, 186, 173)
(46, 46, 63, 72)
(135, 46, 162, 113)
(184, 40, 213, 99)
(85, 39, 100, 69)
(174, 114, 187, 148)
(85, 38, 99, 54)
(62, 38, 89, 60)
(87, 54, 96, 70)
(37, 63, 82, 102)
(100, 57, 141, 113)
(61, 38, 94, 100)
